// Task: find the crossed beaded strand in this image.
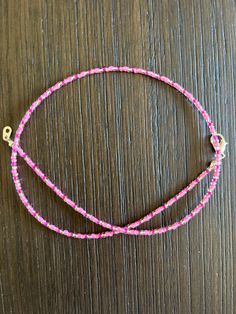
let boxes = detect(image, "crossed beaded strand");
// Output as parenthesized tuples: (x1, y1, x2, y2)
(3, 66, 225, 239)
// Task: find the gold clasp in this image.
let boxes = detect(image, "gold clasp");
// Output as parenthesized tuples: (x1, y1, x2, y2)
(209, 133, 228, 170)
(210, 133, 228, 169)
(210, 133, 228, 160)
(2, 126, 13, 147)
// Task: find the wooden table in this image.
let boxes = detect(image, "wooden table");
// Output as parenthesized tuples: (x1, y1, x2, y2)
(0, 1, 235, 313)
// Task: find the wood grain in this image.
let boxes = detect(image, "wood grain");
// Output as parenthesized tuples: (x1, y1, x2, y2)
(0, 0, 235, 313)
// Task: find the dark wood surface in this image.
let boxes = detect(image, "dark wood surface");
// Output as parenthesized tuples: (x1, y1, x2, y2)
(0, 1, 235, 313)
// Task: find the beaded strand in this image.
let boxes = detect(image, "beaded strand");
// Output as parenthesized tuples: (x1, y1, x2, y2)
(3, 66, 226, 239)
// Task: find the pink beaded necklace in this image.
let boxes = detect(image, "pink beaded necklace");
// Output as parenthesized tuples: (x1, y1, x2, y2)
(3, 66, 227, 239)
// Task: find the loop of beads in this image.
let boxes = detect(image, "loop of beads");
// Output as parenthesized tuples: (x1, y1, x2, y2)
(10, 66, 222, 239)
